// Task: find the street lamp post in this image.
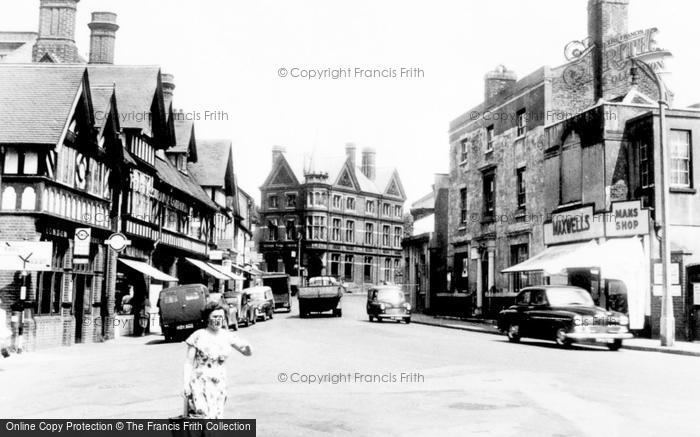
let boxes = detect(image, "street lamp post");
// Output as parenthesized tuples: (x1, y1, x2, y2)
(631, 57, 674, 346)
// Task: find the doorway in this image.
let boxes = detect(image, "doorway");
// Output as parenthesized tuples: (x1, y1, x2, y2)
(687, 265, 700, 342)
(73, 274, 92, 343)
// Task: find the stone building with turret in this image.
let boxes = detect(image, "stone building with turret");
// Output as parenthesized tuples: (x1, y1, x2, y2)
(259, 145, 406, 289)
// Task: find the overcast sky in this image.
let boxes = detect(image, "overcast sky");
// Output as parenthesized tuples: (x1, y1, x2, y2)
(0, 0, 697, 204)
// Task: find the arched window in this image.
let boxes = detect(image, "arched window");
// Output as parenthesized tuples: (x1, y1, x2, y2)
(21, 187, 36, 210)
(1, 187, 16, 210)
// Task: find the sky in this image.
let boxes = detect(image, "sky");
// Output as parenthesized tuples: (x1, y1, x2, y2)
(0, 0, 698, 204)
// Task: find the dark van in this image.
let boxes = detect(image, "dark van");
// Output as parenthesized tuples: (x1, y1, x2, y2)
(158, 284, 209, 341)
(262, 273, 292, 312)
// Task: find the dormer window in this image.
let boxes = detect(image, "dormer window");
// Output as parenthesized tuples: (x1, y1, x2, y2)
(177, 155, 187, 174)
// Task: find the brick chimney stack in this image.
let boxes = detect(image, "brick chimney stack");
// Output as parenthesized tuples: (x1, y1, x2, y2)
(161, 73, 176, 114)
(484, 65, 517, 104)
(32, 0, 81, 63)
(588, 0, 630, 100)
(345, 142, 357, 166)
(361, 147, 376, 181)
(272, 145, 286, 166)
(88, 12, 119, 64)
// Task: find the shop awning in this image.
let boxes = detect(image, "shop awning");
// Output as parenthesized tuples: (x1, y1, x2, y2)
(118, 259, 178, 282)
(244, 265, 264, 275)
(185, 258, 230, 280)
(230, 264, 247, 273)
(207, 263, 245, 281)
(501, 241, 596, 274)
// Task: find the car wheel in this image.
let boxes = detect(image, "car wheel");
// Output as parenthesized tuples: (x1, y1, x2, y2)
(251, 310, 257, 324)
(607, 340, 622, 351)
(405, 318, 411, 324)
(554, 328, 572, 348)
(262, 311, 268, 322)
(368, 315, 374, 322)
(507, 324, 521, 343)
(376, 317, 383, 323)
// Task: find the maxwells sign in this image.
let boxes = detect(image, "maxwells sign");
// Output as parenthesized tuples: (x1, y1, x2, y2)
(544, 200, 650, 245)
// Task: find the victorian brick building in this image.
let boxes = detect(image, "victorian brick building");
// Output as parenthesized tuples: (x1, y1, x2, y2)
(445, 0, 662, 318)
(445, 0, 700, 341)
(259, 145, 406, 288)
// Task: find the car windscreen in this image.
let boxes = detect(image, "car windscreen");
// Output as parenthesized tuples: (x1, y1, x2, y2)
(376, 289, 405, 304)
(248, 290, 266, 300)
(545, 288, 594, 306)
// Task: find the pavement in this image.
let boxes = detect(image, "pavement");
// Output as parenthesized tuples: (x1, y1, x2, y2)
(410, 313, 700, 357)
(2, 293, 700, 436)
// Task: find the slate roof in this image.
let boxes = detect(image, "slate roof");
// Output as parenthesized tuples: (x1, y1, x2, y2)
(171, 117, 194, 154)
(279, 152, 401, 196)
(90, 86, 114, 130)
(87, 65, 162, 133)
(155, 150, 218, 210)
(188, 139, 232, 188)
(0, 64, 87, 145)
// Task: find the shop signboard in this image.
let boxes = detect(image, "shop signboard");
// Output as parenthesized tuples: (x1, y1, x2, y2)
(544, 205, 604, 245)
(0, 241, 53, 272)
(605, 201, 650, 237)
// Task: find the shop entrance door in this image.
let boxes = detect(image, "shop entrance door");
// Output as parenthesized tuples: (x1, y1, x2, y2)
(73, 274, 85, 343)
(687, 265, 700, 342)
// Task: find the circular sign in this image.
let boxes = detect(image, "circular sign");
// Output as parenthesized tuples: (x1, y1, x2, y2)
(75, 229, 90, 241)
(106, 233, 131, 252)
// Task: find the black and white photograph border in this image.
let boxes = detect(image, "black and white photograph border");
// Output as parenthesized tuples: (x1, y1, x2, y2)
(1, 0, 700, 436)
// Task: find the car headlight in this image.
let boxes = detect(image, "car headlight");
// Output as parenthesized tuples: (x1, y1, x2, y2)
(618, 315, 629, 326)
(573, 315, 583, 326)
(380, 303, 386, 311)
(404, 303, 411, 311)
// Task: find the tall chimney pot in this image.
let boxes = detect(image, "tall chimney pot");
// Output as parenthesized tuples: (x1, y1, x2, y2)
(88, 11, 119, 64)
(361, 147, 376, 181)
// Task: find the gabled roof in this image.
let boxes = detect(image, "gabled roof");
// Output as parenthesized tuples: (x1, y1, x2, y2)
(0, 64, 88, 145)
(171, 116, 195, 155)
(87, 65, 164, 136)
(155, 150, 218, 210)
(188, 139, 233, 189)
(90, 86, 116, 131)
(263, 150, 404, 199)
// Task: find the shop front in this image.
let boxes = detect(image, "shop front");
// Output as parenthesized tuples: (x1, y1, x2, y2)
(503, 201, 652, 333)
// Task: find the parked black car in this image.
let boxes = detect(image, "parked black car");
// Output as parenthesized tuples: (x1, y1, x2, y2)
(497, 286, 633, 351)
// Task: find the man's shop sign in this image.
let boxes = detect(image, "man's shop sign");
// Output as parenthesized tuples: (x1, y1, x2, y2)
(605, 201, 649, 237)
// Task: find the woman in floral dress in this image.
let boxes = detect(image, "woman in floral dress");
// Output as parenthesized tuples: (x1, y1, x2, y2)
(183, 302, 252, 419)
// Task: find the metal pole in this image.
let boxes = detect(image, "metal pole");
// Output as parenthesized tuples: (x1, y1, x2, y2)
(632, 58, 674, 346)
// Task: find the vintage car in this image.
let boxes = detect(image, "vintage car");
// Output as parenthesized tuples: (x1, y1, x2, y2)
(367, 286, 411, 323)
(225, 290, 258, 328)
(158, 284, 209, 342)
(245, 286, 275, 322)
(497, 286, 633, 351)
